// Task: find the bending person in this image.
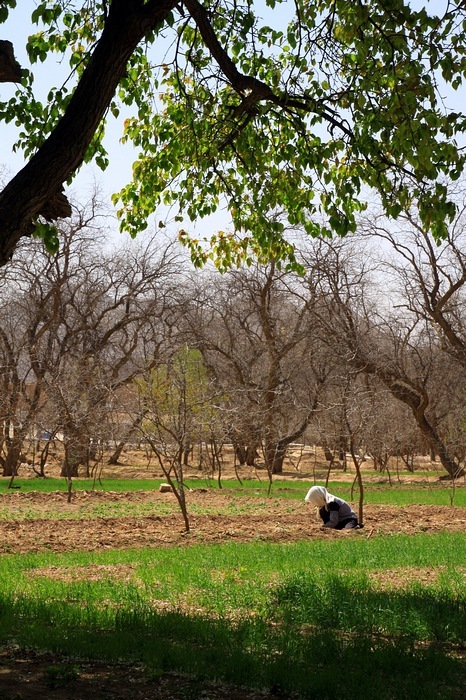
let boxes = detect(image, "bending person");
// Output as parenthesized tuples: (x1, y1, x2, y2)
(305, 485, 361, 529)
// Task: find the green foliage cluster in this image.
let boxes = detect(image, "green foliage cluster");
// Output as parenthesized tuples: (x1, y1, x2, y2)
(115, 0, 466, 264)
(1, 2, 466, 266)
(137, 348, 220, 447)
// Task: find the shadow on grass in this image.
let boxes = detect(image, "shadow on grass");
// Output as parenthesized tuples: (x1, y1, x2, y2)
(269, 571, 465, 643)
(0, 578, 464, 700)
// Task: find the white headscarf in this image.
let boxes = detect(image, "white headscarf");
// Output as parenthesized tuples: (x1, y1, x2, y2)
(304, 485, 335, 508)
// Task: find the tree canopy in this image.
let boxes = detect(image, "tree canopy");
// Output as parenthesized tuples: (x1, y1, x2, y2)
(1, 0, 465, 267)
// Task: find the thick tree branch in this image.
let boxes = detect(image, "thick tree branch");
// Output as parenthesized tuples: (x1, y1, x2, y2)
(182, 0, 273, 99)
(0, 1, 178, 266)
(0, 40, 23, 83)
(183, 0, 353, 132)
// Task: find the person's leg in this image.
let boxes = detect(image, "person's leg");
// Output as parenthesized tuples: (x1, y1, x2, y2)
(342, 519, 358, 529)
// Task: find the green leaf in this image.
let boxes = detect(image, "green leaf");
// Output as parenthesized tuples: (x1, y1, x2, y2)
(32, 221, 60, 254)
(2, 0, 465, 265)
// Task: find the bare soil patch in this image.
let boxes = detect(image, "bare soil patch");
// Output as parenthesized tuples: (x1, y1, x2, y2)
(0, 488, 465, 555)
(0, 644, 279, 700)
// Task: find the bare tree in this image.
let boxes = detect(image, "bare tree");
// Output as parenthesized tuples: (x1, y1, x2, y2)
(45, 229, 183, 479)
(301, 237, 465, 478)
(0, 243, 52, 476)
(0, 193, 183, 479)
(362, 192, 466, 369)
(135, 347, 224, 532)
(183, 260, 332, 476)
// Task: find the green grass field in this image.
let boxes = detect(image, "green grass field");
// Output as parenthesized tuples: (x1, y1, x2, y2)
(1, 534, 464, 698)
(0, 475, 465, 698)
(1, 474, 465, 506)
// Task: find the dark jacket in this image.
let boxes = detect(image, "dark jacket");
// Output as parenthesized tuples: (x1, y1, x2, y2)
(319, 496, 358, 529)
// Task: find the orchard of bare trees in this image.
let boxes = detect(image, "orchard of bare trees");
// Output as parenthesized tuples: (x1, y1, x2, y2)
(1, 191, 466, 482)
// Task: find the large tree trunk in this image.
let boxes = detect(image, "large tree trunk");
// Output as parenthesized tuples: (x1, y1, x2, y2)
(61, 446, 83, 478)
(264, 443, 286, 474)
(108, 409, 148, 464)
(0, 41, 23, 83)
(264, 400, 320, 475)
(108, 440, 126, 466)
(0, 1, 177, 265)
(415, 411, 463, 479)
(0, 407, 38, 477)
(1, 442, 23, 477)
(60, 425, 91, 477)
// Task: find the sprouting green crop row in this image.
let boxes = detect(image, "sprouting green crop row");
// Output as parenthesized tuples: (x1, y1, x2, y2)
(1, 532, 464, 699)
